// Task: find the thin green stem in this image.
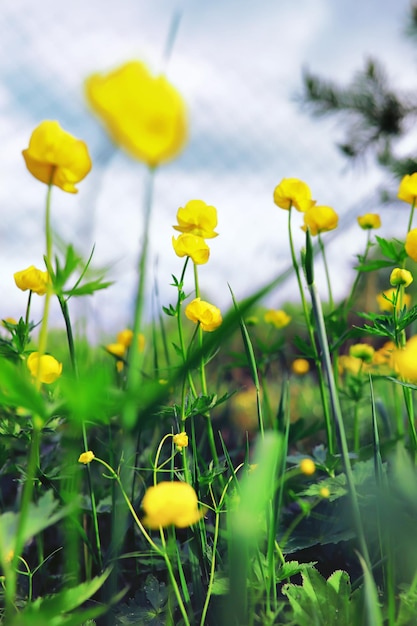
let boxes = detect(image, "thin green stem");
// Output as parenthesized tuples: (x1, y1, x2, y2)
(345, 230, 372, 314)
(318, 233, 334, 310)
(407, 198, 416, 234)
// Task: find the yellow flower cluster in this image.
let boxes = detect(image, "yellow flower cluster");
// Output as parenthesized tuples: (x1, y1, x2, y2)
(141, 481, 203, 529)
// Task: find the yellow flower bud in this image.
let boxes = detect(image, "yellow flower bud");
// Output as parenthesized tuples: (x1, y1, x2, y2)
(398, 173, 417, 204)
(390, 268, 413, 288)
(349, 343, 375, 363)
(14, 266, 49, 296)
(78, 451, 95, 464)
(173, 432, 189, 449)
(22, 121, 91, 193)
(185, 298, 222, 331)
(273, 178, 315, 213)
(85, 61, 187, 167)
(299, 458, 316, 476)
(172, 233, 210, 265)
(405, 229, 417, 262)
(303, 205, 338, 236)
(27, 352, 62, 384)
(291, 358, 310, 375)
(141, 481, 204, 529)
(357, 213, 381, 230)
(173, 200, 218, 239)
(264, 309, 291, 329)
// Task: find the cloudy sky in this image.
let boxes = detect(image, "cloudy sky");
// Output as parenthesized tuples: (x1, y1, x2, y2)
(1, 0, 415, 338)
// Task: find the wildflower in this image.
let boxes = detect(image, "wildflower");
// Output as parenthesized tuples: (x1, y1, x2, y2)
(22, 121, 91, 193)
(338, 355, 362, 376)
(2, 317, 17, 328)
(392, 335, 417, 382)
(398, 173, 417, 204)
(116, 329, 145, 352)
(376, 288, 411, 312)
(141, 481, 204, 529)
(173, 432, 189, 450)
(357, 213, 381, 230)
(291, 358, 310, 375)
(319, 486, 330, 499)
(173, 200, 218, 239)
(185, 298, 222, 331)
(78, 451, 95, 464)
(264, 309, 291, 329)
(172, 233, 210, 265)
(303, 205, 338, 236)
(27, 352, 62, 384)
(273, 178, 315, 212)
(299, 458, 316, 476)
(349, 343, 375, 363)
(106, 343, 126, 358)
(85, 61, 187, 167)
(405, 229, 417, 262)
(14, 265, 49, 296)
(390, 268, 413, 288)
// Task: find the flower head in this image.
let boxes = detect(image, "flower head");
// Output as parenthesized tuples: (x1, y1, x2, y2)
(398, 173, 417, 204)
(27, 352, 62, 384)
(320, 486, 330, 499)
(299, 458, 316, 476)
(141, 481, 203, 529)
(303, 205, 338, 236)
(291, 358, 310, 375)
(173, 432, 189, 450)
(349, 343, 375, 363)
(78, 451, 95, 464)
(377, 288, 411, 312)
(14, 266, 49, 295)
(173, 200, 218, 239)
(405, 229, 417, 262)
(273, 178, 315, 213)
(357, 213, 381, 230)
(392, 336, 417, 382)
(390, 268, 413, 288)
(172, 234, 210, 265)
(85, 61, 187, 167)
(264, 309, 291, 329)
(22, 121, 91, 193)
(185, 298, 222, 331)
(106, 343, 126, 359)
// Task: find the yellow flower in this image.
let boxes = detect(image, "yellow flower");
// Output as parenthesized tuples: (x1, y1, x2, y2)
(264, 309, 291, 329)
(141, 481, 204, 529)
(114, 329, 145, 351)
(398, 173, 417, 204)
(338, 355, 362, 376)
(78, 451, 95, 464)
(349, 343, 375, 363)
(291, 358, 310, 375)
(173, 432, 189, 449)
(273, 178, 315, 213)
(22, 121, 91, 193)
(85, 61, 187, 167)
(14, 265, 49, 296)
(390, 268, 413, 288)
(303, 205, 338, 236)
(376, 288, 411, 312)
(392, 335, 417, 382)
(299, 458, 316, 476)
(106, 343, 126, 358)
(319, 486, 330, 499)
(357, 213, 381, 230)
(185, 298, 222, 331)
(27, 352, 62, 384)
(405, 229, 417, 262)
(172, 234, 210, 265)
(173, 200, 218, 239)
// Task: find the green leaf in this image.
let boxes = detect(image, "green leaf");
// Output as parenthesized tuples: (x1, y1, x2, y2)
(355, 259, 395, 272)
(0, 358, 48, 419)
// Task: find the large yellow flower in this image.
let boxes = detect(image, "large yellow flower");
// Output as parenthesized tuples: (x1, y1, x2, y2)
(303, 205, 338, 236)
(405, 228, 417, 262)
(27, 352, 62, 384)
(185, 298, 222, 331)
(22, 121, 91, 193)
(172, 233, 210, 265)
(14, 265, 49, 295)
(273, 178, 315, 213)
(85, 61, 187, 167)
(142, 481, 203, 528)
(392, 335, 417, 382)
(173, 200, 218, 239)
(398, 173, 417, 204)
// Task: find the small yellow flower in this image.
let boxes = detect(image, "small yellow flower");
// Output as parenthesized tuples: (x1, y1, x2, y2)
(338, 355, 362, 376)
(349, 343, 375, 363)
(106, 343, 126, 358)
(376, 288, 411, 312)
(392, 335, 417, 382)
(27, 352, 62, 384)
(114, 329, 145, 351)
(14, 266, 49, 296)
(85, 61, 187, 167)
(390, 268, 413, 288)
(172, 233, 210, 265)
(264, 309, 291, 329)
(299, 458, 316, 476)
(398, 173, 417, 204)
(405, 229, 417, 262)
(22, 121, 92, 193)
(357, 213, 381, 230)
(173, 200, 218, 239)
(141, 481, 204, 529)
(273, 178, 315, 213)
(173, 432, 189, 449)
(78, 451, 95, 464)
(291, 358, 310, 375)
(319, 486, 330, 499)
(303, 205, 338, 236)
(2, 317, 17, 328)
(185, 298, 222, 331)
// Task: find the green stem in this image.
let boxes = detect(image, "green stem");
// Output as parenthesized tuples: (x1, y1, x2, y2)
(407, 198, 416, 234)
(345, 231, 372, 314)
(318, 233, 334, 310)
